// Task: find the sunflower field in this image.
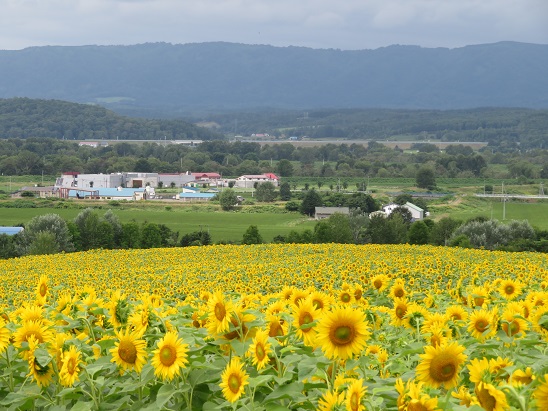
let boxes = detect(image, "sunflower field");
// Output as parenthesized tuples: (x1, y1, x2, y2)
(0, 244, 548, 410)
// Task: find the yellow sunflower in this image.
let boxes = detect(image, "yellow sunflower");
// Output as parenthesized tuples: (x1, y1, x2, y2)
(247, 328, 272, 371)
(14, 320, 54, 360)
(109, 328, 148, 374)
(403, 304, 429, 330)
(531, 306, 548, 337)
(108, 290, 130, 328)
(266, 315, 289, 342)
(151, 331, 189, 381)
(0, 317, 10, 353)
(27, 336, 54, 388)
(416, 341, 467, 389)
(317, 390, 344, 411)
(500, 308, 528, 338)
(36, 275, 49, 305)
(467, 357, 492, 385)
(338, 289, 354, 305)
(345, 378, 366, 411)
(510, 367, 535, 387)
(316, 306, 370, 360)
(467, 308, 497, 341)
(219, 356, 249, 403)
(498, 279, 523, 300)
(475, 382, 509, 411)
(59, 345, 82, 387)
(452, 386, 479, 407)
(207, 290, 234, 336)
(390, 298, 409, 327)
(309, 291, 333, 313)
(445, 305, 468, 322)
(533, 374, 548, 410)
(293, 298, 321, 347)
(370, 274, 389, 293)
(389, 279, 406, 299)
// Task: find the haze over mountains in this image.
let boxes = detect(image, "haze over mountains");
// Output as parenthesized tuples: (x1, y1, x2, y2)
(0, 41, 547, 117)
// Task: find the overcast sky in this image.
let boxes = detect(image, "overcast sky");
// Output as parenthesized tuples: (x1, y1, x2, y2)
(1, 0, 547, 51)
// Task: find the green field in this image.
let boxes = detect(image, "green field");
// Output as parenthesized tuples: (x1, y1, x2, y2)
(0, 206, 317, 243)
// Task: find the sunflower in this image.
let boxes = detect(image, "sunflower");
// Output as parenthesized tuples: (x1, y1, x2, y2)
(531, 306, 548, 337)
(247, 328, 272, 371)
(36, 275, 49, 305)
(59, 345, 82, 387)
(0, 318, 11, 353)
(475, 382, 509, 411)
(109, 328, 148, 374)
(390, 298, 409, 327)
(108, 290, 130, 328)
(266, 315, 289, 342)
(427, 323, 449, 348)
(291, 288, 309, 307)
(353, 284, 364, 303)
(416, 341, 467, 389)
(316, 306, 370, 360)
(370, 274, 389, 293)
(468, 285, 489, 308)
(500, 309, 528, 338)
(498, 279, 523, 300)
(403, 304, 429, 330)
(468, 308, 497, 341)
(14, 320, 53, 359)
(467, 357, 492, 385)
(317, 390, 344, 411)
(389, 279, 406, 299)
(207, 290, 234, 336)
(151, 331, 189, 381)
(489, 357, 513, 382)
(445, 305, 468, 322)
(452, 386, 479, 407)
(219, 356, 249, 403)
(26, 336, 54, 388)
(345, 378, 366, 411)
(338, 289, 354, 305)
(533, 374, 548, 410)
(293, 298, 321, 346)
(309, 291, 333, 313)
(510, 367, 535, 387)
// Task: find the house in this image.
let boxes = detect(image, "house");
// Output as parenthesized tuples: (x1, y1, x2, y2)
(0, 227, 24, 236)
(381, 202, 424, 221)
(234, 173, 280, 188)
(315, 207, 350, 220)
(67, 187, 147, 201)
(158, 173, 195, 188)
(17, 186, 57, 198)
(176, 192, 216, 202)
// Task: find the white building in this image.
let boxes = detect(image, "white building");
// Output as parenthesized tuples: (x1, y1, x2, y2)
(381, 202, 424, 221)
(234, 173, 279, 188)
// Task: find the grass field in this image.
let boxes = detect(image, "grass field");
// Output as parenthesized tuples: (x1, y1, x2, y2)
(0, 206, 317, 242)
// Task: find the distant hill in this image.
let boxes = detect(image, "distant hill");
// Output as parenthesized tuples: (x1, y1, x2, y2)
(0, 42, 547, 115)
(0, 98, 221, 140)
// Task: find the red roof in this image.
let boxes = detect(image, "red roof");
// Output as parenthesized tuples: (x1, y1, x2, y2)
(191, 172, 221, 178)
(264, 173, 279, 180)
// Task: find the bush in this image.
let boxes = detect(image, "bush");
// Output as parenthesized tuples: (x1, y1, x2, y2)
(285, 201, 301, 212)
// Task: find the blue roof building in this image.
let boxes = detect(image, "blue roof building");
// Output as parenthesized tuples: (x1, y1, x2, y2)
(0, 227, 24, 236)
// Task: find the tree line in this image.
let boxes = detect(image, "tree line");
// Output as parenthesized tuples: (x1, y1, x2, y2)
(0, 137, 547, 181)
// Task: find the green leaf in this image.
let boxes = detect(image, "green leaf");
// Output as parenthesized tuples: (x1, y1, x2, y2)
(264, 382, 306, 402)
(155, 384, 177, 408)
(69, 401, 93, 411)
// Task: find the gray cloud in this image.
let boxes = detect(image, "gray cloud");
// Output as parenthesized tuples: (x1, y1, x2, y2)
(0, 0, 546, 50)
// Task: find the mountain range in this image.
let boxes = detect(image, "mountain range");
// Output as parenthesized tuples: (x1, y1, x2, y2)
(0, 41, 547, 116)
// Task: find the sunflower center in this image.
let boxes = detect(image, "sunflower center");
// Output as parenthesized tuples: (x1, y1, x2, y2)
(474, 297, 485, 307)
(332, 325, 354, 346)
(341, 293, 351, 303)
(159, 345, 177, 366)
(300, 312, 314, 332)
(269, 322, 284, 337)
(475, 320, 488, 333)
(67, 357, 76, 374)
(505, 285, 515, 295)
(373, 280, 382, 290)
(39, 283, 47, 297)
(349, 392, 359, 411)
(214, 303, 226, 321)
(407, 400, 428, 411)
(228, 374, 241, 393)
(396, 306, 407, 319)
(394, 288, 404, 298)
(429, 353, 457, 382)
(312, 300, 323, 310)
(118, 340, 137, 364)
(255, 343, 266, 361)
(354, 290, 362, 300)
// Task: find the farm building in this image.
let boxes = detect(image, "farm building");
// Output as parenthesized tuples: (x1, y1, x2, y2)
(234, 173, 279, 188)
(315, 207, 350, 220)
(381, 202, 424, 220)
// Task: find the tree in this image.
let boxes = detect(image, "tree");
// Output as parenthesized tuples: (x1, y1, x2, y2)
(277, 159, 294, 177)
(429, 217, 461, 246)
(313, 214, 353, 244)
(74, 208, 102, 251)
(416, 167, 436, 190)
(121, 221, 141, 248)
(300, 189, 322, 216)
(103, 210, 123, 247)
(219, 189, 238, 211)
(242, 225, 263, 244)
(140, 222, 163, 248)
(366, 213, 408, 244)
(279, 182, 292, 201)
(180, 231, 212, 247)
(22, 213, 75, 254)
(408, 221, 430, 245)
(27, 232, 59, 255)
(255, 182, 277, 202)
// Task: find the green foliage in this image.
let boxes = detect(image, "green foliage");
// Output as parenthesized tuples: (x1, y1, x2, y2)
(219, 189, 238, 211)
(300, 190, 322, 216)
(27, 231, 59, 255)
(22, 213, 75, 253)
(279, 182, 292, 201)
(313, 214, 353, 244)
(408, 221, 430, 245)
(285, 201, 300, 212)
(416, 167, 437, 190)
(180, 230, 212, 247)
(242, 225, 263, 244)
(254, 182, 277, 202)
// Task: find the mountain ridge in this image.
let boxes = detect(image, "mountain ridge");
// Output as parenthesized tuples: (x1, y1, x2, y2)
(0, 41, 547, 115)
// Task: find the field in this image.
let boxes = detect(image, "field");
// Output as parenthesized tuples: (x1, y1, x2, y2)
(1, 244, 548, 409)
(0, 205, 317, 243)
